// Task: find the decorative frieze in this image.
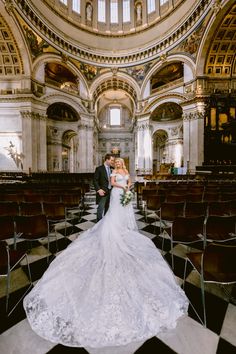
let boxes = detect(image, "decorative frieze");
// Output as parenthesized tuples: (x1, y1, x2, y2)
(183, 112, 205, 121)
(20, 111, 47, 120)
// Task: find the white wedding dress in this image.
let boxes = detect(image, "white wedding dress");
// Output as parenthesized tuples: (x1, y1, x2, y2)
(23, 173, 189, 348)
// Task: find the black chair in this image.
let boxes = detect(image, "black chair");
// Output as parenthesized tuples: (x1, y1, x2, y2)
(43, 202, 68, 245)
(0, 241, 32, 315)
(186, 243, 236, 326)
(19, 202, 43, 216)
(0, 202, 19, 216)
(204, 215, 236, 247)
(158, 202, 185, 252)
(185, 202, 208, 218)
(14, 214, 50, 255)
(208, 201, 231, 216)
(171, 216, 205, 269)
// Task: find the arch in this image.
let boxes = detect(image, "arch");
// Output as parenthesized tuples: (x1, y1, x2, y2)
(144, 92, 187, 114)
(90, 71, 141, 101)
(32, 53, 90, 97)
(61, 129, 78, 172)
(141, 55, 196, 98)
(43, 93, 87, 114)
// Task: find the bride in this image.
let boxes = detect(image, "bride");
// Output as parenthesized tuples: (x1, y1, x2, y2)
(23, 157, 189, 348)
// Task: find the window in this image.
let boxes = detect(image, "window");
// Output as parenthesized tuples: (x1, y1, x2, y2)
(110, 107, 121, 125)
(123, 0, 130, 22)
(59, 0, 67, 4)
(160, 0, 168, 5)
(147, 0, 155, 13)
(72, 0, 80, 13)
(98, 0, 106, 22)
(110, 0, 118, 23)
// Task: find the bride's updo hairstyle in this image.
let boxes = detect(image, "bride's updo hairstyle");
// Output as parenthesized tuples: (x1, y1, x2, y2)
(115, 158, 126, 170)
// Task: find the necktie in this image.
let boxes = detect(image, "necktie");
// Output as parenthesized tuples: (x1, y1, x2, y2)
(106, 166, 111, 189)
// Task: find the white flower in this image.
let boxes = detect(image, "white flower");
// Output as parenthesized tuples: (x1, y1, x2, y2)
(120, 190, 133, 206)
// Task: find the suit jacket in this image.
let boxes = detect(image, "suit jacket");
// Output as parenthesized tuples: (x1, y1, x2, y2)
(94, 164, 111, 203)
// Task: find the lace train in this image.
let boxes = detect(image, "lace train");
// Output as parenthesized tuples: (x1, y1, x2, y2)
(24, 175, 189, 348)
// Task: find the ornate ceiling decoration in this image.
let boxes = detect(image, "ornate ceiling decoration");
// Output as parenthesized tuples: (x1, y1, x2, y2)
(93, 78, 137, 103)
(0, 13, 23, 77)
(11, 0, 212, 67)
(205, 4, 236, 77)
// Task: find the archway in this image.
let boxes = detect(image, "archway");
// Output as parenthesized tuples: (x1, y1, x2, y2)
(152, 130, 168, 174)
(62, 130, 78, 172)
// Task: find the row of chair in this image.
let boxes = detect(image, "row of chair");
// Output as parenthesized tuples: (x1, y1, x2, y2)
(0, 197, 83, 315)
(142, 189, 236, 202)
(0, 192, 82, 204)
(0, 199, 83, 217)
(144, 198, 236, 222)
(0, 214, 51, 316)
(168, 216, 236, 327)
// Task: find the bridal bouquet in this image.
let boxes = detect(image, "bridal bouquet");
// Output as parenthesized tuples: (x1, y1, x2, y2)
(120, 190, 133, 206)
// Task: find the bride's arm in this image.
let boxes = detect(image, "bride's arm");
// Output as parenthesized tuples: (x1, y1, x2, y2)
(111, 172, 126, 190)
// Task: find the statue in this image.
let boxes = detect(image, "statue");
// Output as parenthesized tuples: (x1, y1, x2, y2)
(86, 3, 93, 22)
(136, 3, 142, 23)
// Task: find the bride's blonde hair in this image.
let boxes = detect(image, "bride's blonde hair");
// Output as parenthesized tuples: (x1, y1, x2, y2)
(115, 158, 126, 170)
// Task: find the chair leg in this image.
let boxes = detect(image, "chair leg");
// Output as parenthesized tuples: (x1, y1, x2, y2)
(26, 254, 32, 284)
(7, 254, 33, 316)
(200, 274, 207, 327)
(6, 272, 10, 313)
(183, 258, 188, 289)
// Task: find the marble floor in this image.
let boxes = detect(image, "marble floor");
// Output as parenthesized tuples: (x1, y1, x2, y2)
(0, 195, 236, 354)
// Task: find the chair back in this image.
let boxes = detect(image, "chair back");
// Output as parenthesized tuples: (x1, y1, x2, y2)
(61, 194, 81, 208)
(203, 243, 236, 283)
(160, 202, 185, 221)
(43, 202, 65, 220)
(0, 216, 15, 241)
(146, 195, 163, 210)
(205, 215, 236, 242)
(0, 241, 9, 275)
(0, 202, 19, 216)
(185, 202, 208, 218)
(172, 216, 205, 242)
(208, 201, 231, 216)
(15, 214, 48, 239)
(19, 202, 43, 216)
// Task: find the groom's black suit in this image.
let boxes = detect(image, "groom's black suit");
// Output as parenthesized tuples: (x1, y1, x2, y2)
(94, 164, 111, 221)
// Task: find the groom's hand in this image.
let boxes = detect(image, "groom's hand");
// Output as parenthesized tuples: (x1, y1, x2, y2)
(97, 189, 106, 196)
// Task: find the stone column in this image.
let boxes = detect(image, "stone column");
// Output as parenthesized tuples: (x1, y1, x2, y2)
(78, 119, 94, 172)
(183, 107, 205, 173)
(21, 111, 47, 172)
(135, 117, 153, 174)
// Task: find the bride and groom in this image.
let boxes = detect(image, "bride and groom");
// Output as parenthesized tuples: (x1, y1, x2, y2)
(23, 154, 189, 349)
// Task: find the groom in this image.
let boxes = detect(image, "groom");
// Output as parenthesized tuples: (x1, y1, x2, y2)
(94, 153, 115, 222)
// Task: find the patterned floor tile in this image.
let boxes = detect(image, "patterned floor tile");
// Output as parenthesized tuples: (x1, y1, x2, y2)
(0, 198, 236, 354)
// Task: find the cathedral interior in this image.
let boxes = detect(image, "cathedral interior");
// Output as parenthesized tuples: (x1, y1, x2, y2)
(0, 0, 236, 353)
